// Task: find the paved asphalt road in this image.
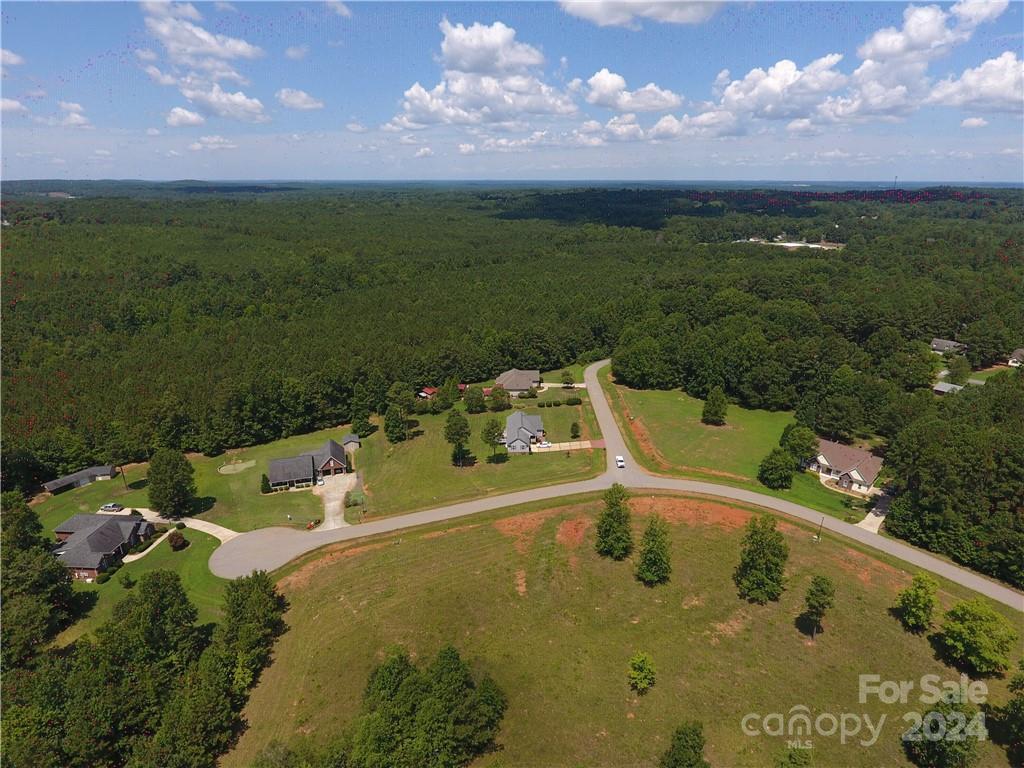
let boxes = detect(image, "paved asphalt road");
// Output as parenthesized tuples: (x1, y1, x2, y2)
(209, 361, 1024, 612)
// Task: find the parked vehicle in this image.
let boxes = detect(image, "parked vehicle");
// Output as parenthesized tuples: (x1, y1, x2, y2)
(538, 441, 552, 448)
(615, 456, 625, 468)
(100, 502, 124, 512)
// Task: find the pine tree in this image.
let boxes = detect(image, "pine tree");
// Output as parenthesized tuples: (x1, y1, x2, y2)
(383, 404, 406, 443)
(260, 473, 271, 494)
(595, 483, 633, 560)
(733, 514, 789, 603)
(660, 722, 711, 768)
(701, 386, 728, 426)
(635, 514, 671, 586)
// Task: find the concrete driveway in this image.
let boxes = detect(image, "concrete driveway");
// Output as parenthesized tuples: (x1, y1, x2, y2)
(208, 361, 1024, 612)
(530, 439, 597, 453)
(313, 473, 357, 531)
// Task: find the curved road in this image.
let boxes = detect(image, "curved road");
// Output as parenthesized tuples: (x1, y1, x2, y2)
(210, 361, 1024, 612)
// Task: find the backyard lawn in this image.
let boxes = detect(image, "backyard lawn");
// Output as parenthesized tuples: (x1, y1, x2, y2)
(354, 389, 603, 519)
(226, 493, 1018, 768)
(599, 366, 868, 521)
(55, 528, 227, 646)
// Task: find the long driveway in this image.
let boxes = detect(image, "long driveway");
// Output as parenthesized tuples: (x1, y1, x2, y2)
(209, 361, 1024, 612)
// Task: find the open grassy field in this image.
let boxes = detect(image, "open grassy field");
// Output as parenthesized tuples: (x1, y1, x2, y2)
(599, 367, 866, 521)
(226, 493, 1018, 768)
(355, 391, 602, 519)
(55, 528, 227, 646)
(970, 365, 1015, 383)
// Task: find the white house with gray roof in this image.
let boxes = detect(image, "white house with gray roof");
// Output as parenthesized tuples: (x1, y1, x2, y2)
(505, 412, 544, 454)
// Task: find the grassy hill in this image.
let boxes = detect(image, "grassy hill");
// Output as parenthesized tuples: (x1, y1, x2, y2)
(225, 493, 1018, 767)
(599, 367, 865, 520)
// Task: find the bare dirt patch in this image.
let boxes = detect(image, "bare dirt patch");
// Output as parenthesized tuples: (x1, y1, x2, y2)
(493, 508, 562, 554)
(709, 609, 751, 644)
(555, 515, 591, 572)
(515, 569, 527, 596)
(682, 595, 704, 609)
(833, 547, 911, 591)
(422, 524, 479, 540)
(629, 497, 752, 531)
(278, 541, 392, 590)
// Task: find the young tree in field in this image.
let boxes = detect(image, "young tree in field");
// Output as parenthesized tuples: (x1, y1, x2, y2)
(595, 483, 632, 560)
(802, 575, 836, 640)
(481, 418, 504, 457)
(636, 514, 671, 586)
(903, 690, 983, 768)
(147, 449, 197, 519)
(701, 386, 728, 426)
(758, 447, 795, 489)
(895, 573, 938, 633)
(780, 424, 819, 465)
(938, 599, 1019, 675)
(464, 386, 487, 414)
(383, 404, 406, 443)
(775, 747, 813, 768)
(561, 369, 575, 388)
(570, 421, 581, 440)
(489, 386, 511, 412)
(946, 355, 972, 385)
(444, 410, 471, 466)
(660, 722, 711, 768)
(1000, 660, 1024, 766)
(734, 514, 789, 603)
(628, 651, 656, 694)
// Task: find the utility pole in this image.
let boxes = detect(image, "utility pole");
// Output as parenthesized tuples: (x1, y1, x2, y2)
(814, 516, 825, 543)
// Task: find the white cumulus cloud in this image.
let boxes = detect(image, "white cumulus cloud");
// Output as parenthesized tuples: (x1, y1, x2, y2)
(189, 134, 237, 151)
(586, 68, 682, 112)
(414, 146, 433, 158)
(166, 106, 205, 126)
(1, 98, 27, 113)
(559, 1, 722, 29)
(276, 88, 324, 110)
(285, 44, 309, 60)
(180, 81, 268, 122)
(928, 51, 1023, 112)
(960, 116, 988, 127)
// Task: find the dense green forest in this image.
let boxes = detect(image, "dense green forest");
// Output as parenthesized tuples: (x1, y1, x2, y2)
(2, 185, 1023, 583)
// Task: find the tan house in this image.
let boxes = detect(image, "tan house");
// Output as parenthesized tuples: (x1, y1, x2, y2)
(806, 439, 883, 494)
(495, 368, 541, 395)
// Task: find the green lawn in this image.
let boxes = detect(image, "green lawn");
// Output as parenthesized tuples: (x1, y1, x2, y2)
(55, 528, 227, 646)
(32, 469, 151, 538)
(599, 366, 868, 521)
(355, 393, 603, 519)
(969, 365, 1014, 382)
(226, 493, 1018, 768)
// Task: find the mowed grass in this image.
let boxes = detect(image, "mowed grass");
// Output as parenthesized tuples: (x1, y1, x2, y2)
(32, 470, 151, 537)
(599, 367, 865, 520)
(226, 494, 1018, 768)
(356, 391, 602, 518)
(55, 528, 227, 646)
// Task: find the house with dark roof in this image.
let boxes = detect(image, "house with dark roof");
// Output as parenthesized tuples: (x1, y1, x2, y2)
(43, 465, 117, 495)
(930, 338, 966, 355)
(495, 368, 541, 395)
(806, 439, 883, 494)
(505, 412, 544, 454)
(1009, 348, 1024, 368)
(268, 439, 350, 490)
(53, 513, 155, 580)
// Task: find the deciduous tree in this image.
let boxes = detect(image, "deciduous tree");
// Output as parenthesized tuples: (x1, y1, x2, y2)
(758, 447, 795, 489)
(938, 599, 1019, 675)
(802, 575, 835, 639)
(147, 449, 197, 518)
(660, 722, 710, 768)
(444, 410, 471, 466)
(895, 573, 938, 633)
(734, 514, 788, 603)
(701, 386, 728, 426)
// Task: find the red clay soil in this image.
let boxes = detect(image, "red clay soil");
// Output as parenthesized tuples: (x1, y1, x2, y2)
(555, 515, 592, 572)
(493, 503, 591, 554)
(421, 524, 479, 540)
(629, 497, 752, 531)
(277, 541, 391, 590)
(832, 546, 912, 592)
(515, 568, 528, 596)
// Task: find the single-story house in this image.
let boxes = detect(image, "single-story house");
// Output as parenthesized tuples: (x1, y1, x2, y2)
(268, 439, 350, 490)
(1009, 348, 1024, 367)
(43, 465, 117, 495)
(418, 386, 439, 399)
(933, 381, 964, 395)
(805, 439, 883, 494)
(505, 412, 544, 454)
(930, 338, 966, 355)
(496, 368, 541, 395)
(53, 513, 155, 580)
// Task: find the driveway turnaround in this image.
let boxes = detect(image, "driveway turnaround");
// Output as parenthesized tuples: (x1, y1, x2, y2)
(209, 362, 1024, 612)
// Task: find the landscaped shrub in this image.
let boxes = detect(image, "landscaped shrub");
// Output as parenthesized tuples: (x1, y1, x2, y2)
(260, 473, 271, 494)
(168, 530, 189, 551)
(174, 522, 186, 530)
(119, 572, 136, 589)
(566, 395, 582, 405)
(553, 400, 563, 407)
(96, 572, 111, 584)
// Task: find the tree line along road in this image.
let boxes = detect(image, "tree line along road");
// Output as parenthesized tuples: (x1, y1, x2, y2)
(208, 361, 1024, 613)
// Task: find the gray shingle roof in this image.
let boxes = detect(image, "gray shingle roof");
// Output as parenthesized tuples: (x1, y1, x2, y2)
(933, 381, 964, 394)
(268, 455, 315, 485)
(505, 411, 544, 444)
(342, 433, 361, 446)
(43, 465, 116, 493)
(930, 338, 965, 353)
(495, 368, 540, 392)
(1010, 348, 1024, 363)
(54, 515, 154, 569)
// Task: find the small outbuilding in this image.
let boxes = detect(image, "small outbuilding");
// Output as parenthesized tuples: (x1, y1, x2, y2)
(43, 465, 117, 495)
(933, 381, 964, 395)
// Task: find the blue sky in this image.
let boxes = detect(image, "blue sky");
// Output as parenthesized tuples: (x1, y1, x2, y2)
(2, 0, 1022, 181)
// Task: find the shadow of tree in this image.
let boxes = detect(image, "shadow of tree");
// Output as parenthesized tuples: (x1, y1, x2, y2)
(188, 496, 216, 515)
(128, 478, 148, 491)
(485, 453, 508, 465)
(794, 613, 821, 639)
